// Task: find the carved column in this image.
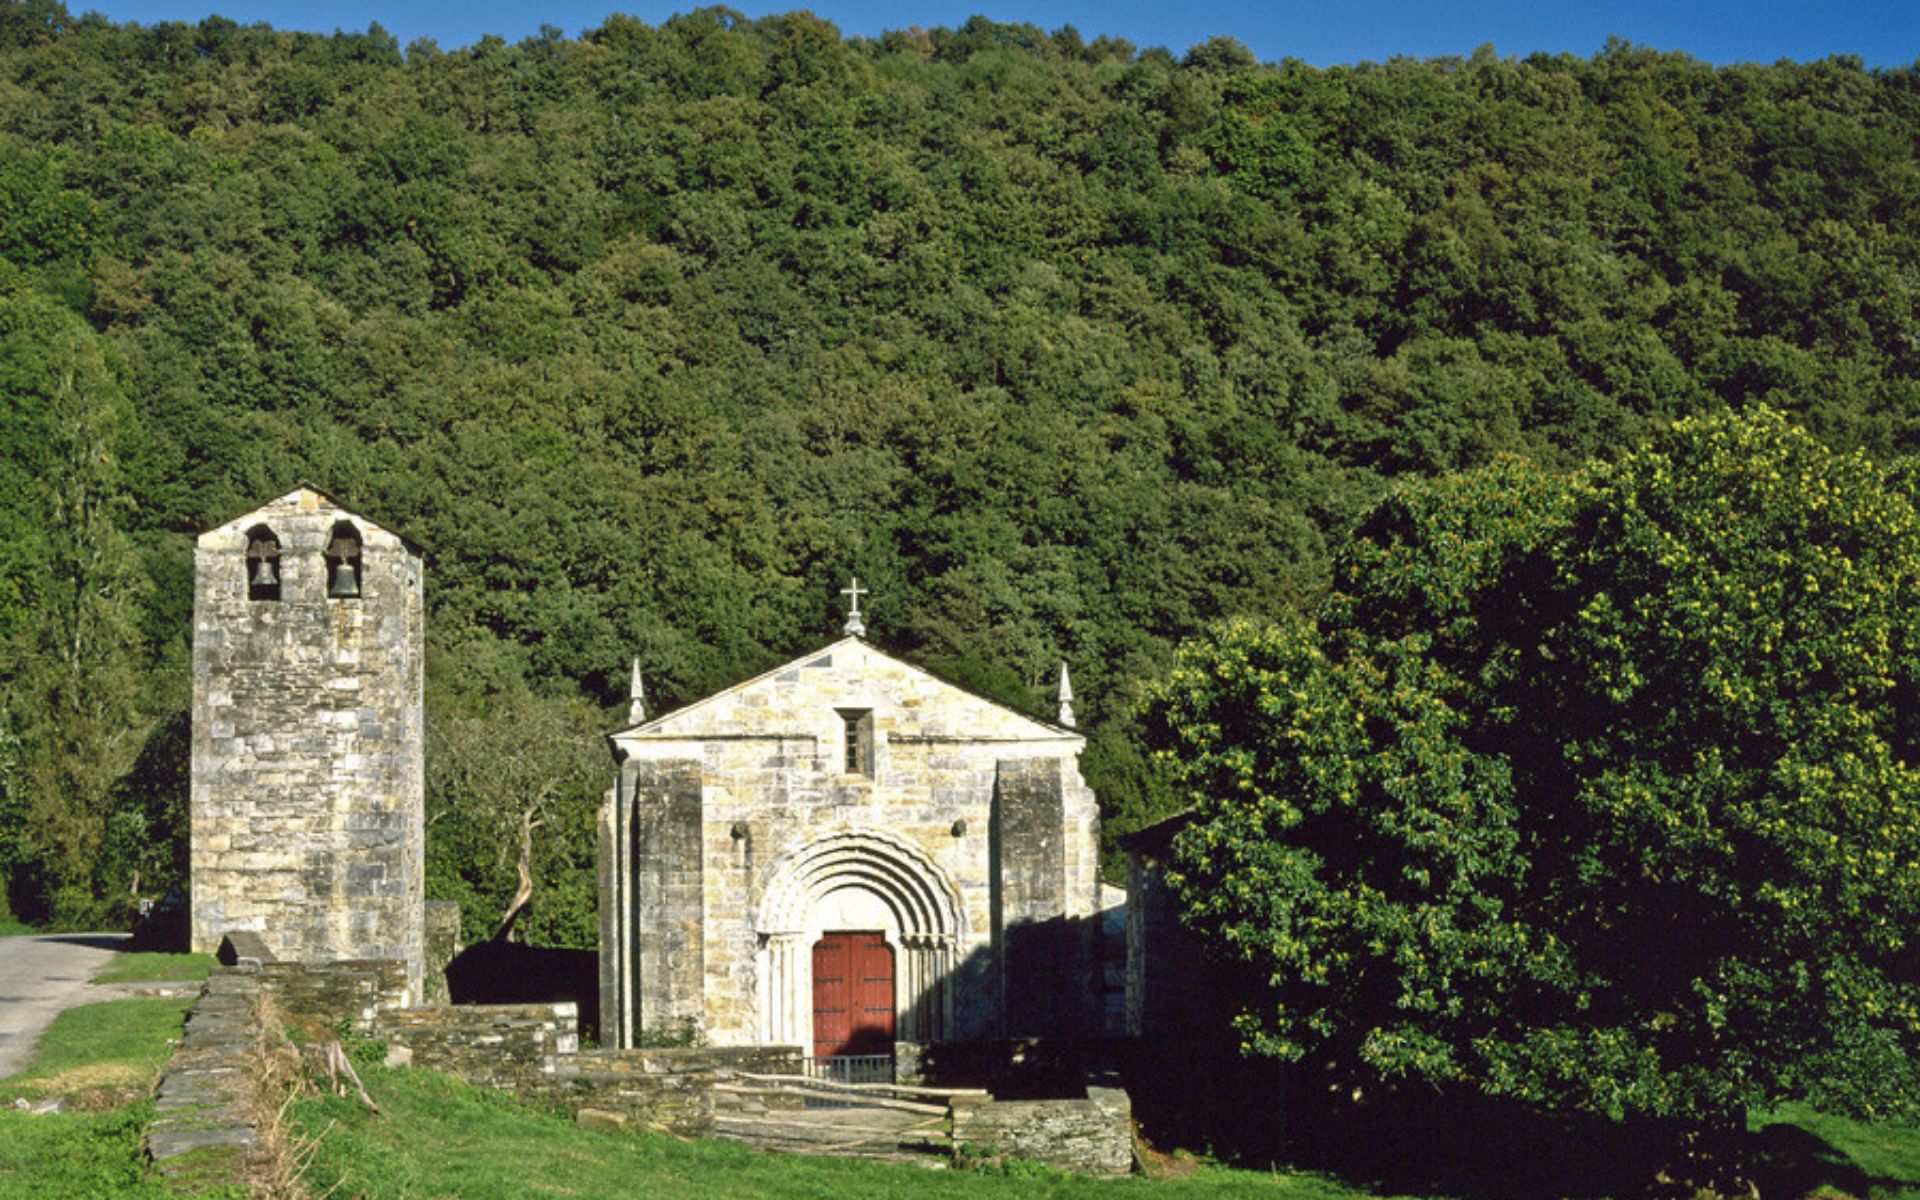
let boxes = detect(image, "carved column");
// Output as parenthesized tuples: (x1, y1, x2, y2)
(761, 931, 808, 1049)
(900, 935, 954, 1043)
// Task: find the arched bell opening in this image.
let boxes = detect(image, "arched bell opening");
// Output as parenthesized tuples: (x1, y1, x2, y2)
(245, 525, 281, 601)
(325, 521, 363, 599)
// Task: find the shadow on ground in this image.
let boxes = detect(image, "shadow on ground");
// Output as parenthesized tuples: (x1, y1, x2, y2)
(1181, 1074, 1908, 1200)
(34, 934, 132, 952)
(1122, 1014, 1906, 1200)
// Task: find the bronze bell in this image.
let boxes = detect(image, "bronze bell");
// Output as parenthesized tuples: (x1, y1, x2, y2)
(328, 560, 360, 598)
(251, 557, 278, 588)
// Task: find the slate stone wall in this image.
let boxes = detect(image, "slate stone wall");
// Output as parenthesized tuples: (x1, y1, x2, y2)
(422, 901, 460, 1008)
(147, 968, 269, 1188)
(524, 1046, 804, 1136)
(256, 959, 410, 1030)
(366, 998, 802, 1138)
(371, 1002, 580, 1088)
(191, 487, 425, 997)
(1124, 826, 1211, 1041)
(949, 1087, 1134, 1177)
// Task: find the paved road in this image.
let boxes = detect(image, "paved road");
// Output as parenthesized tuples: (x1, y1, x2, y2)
(0, 932, 131, 1079)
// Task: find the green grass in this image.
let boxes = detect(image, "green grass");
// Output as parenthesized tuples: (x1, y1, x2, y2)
(294, 1067, 1402, 1199)
(0, 1101, 188, 1199)
(92, 950, 215, 984)
(0, 996, 202, 1199)
(1752, 1104, 1920, 1200)
(0, 917, 36, 938)
(0, 997, 188, 1101)
(289, 1064, 1920, 1200)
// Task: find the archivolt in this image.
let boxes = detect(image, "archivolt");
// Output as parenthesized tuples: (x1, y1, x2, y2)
(756, 829, 964, 943)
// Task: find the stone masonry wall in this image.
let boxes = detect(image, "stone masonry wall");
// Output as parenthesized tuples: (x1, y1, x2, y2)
(147, 968, 269, 1189)
(994, 758, 1100, 1037)
(634, 761, 707, 1045)
(522, 1046, 804, 1136)
(949, 1087, 1135, 1178)
(257, 959, 410, 1031)
(192, 486, 425, 996)
(371, 1003, 579, 1088)
(366, 1000, 801, 1138)
(422, 901, 460, 1008)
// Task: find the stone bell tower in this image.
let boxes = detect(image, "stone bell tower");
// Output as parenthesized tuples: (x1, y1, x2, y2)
(190, 485, 425, 996)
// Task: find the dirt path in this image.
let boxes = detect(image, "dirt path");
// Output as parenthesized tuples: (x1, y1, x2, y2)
(0, 932, 131, 1079)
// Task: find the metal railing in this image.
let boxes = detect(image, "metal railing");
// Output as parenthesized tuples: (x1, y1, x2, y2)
(798, 1054, 895, 1106)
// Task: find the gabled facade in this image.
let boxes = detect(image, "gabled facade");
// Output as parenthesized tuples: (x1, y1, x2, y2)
(597, 637, 1103, 1054)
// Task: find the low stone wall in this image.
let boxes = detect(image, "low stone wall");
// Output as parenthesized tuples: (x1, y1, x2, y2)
(371, 1002, 579, 1089)
(258, 959, 410, 1031)
(949, 1086, 1135, 1177)
(527, 1049, 710, 1135)
(422, 901, 461, 1007)
(362, 999, 802, 1138)
(147, 968, 266, 1191)
(519, 1046, 805, 1136)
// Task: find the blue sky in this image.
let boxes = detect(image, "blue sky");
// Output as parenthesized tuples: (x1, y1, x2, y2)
(73, 0, 1920, 67)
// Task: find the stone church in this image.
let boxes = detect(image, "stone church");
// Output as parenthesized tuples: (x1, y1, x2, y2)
(190, 488, 1114, 1062)
(598, 593, 1109, 1057)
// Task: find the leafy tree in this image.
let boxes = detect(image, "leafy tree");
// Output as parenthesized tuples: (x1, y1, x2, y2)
(1146, 409, 1920, 1143)
(0, 293, 153, 923)
(426, 686, 606, 947)
(0, 713, 28, 922)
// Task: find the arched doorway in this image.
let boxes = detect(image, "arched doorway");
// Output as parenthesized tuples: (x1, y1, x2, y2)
(755, 830, 964, 1051)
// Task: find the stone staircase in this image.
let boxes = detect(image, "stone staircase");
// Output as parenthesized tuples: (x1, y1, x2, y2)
(710, 1073, 986, 1166)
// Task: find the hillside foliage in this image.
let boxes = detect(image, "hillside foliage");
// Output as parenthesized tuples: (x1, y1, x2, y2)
(0, 2, 1915, 937)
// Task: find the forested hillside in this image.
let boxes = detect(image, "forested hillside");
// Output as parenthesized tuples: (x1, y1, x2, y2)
(1, 1, 1915, 940)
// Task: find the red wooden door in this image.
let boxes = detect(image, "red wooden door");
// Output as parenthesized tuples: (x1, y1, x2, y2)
(811, 931, 894, 1058)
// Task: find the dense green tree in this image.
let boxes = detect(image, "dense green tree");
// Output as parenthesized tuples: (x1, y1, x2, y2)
(1146, 409, 1920, 1139)
(0, 5, 1913, 928)
(0, 291, 153, 922)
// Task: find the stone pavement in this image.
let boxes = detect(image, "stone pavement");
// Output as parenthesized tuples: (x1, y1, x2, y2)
(0, 932, 130, 1079)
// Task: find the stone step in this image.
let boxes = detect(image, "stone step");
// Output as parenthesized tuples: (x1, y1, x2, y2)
(711, 1106, 953, 1166)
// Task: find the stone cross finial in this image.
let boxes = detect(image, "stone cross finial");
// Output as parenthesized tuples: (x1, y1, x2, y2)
(1057, 662, 1076, 728)
(840, 577, 868, 638)
(628, 658, 647, 725)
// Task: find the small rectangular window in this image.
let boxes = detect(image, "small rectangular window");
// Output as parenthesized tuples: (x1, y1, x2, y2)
(838, 709, 873, 778)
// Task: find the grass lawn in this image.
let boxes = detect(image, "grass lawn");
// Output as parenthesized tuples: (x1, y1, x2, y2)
(0, 996, 204, 1200)
(0, 996, 189, 1105)
(92, 950, 215, 984)
(0, 917, 36, 938)
(290, 1063, 1920, 1200)
(294, 1066, 1406, 1200)
(0, 1101, 183, 1200)
(1753, 1105, 1920, 1200)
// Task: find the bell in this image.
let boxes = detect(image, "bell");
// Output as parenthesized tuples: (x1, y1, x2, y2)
(328, 560, 360, 598)
(251, 557, 278, 588)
